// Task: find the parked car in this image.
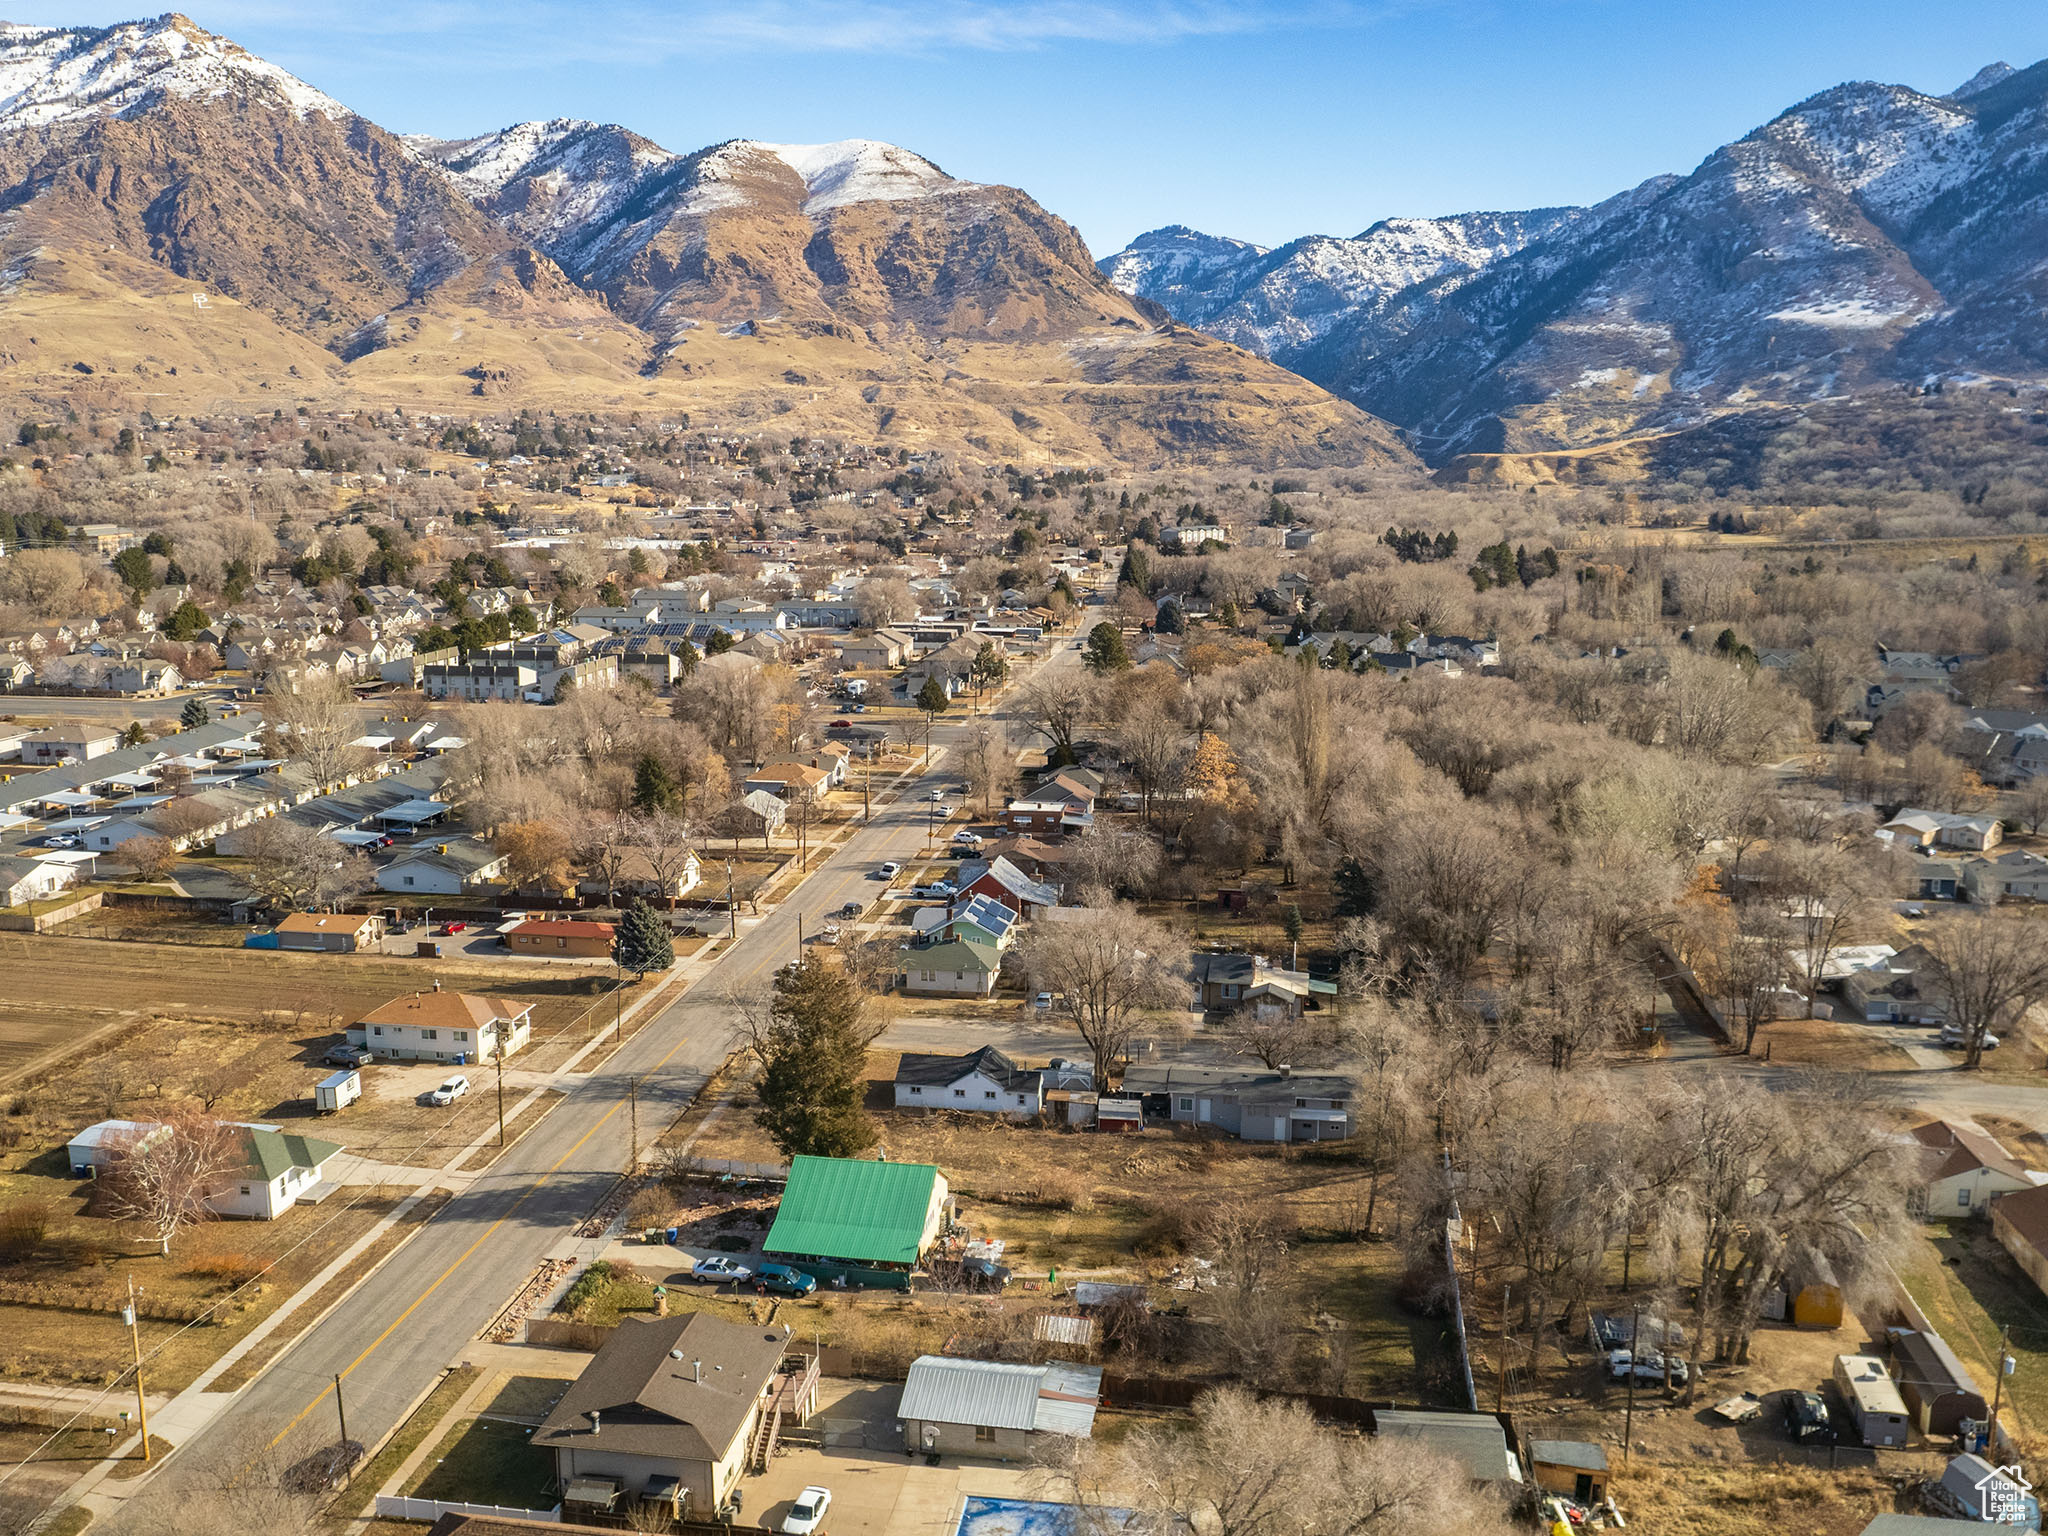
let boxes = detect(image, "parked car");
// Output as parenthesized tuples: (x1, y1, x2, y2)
(1784, 1389, 1837, 1444)
(324, 1044, 374, 1069)
(828, 719, 852, 729)
(961, 1256, 1012, 1291)
(837, 901, 863, 920)
(950, 830, 982, 847)
(873, 861, 900, 880)
(1608, 1348, 1688, 1386)
(1938, 1025, 1999, 1050)
(424, 1074, 470, 1107)
(755, 1262, 817, 1298)
(927, 788, 947, 802)
(816, 924, 841, 944)
(781, 1486, 832, 1536)
(441, 920, 468, 935)
(691, 1255, 753, 1285)
(1032, 992, 1056, 1010)
(910, 882, 957, 900)
(44, 834, 78, 849)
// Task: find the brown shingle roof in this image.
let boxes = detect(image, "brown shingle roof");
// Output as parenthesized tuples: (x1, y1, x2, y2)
(356, 990, 530, 1031)
(532, 1313, 786, 1464)
(507, 919, 615, 940)
(276, 911, 373, 934)
(1911, 1120, 2028, 1183)
(1998, 1182, 2048, 1260)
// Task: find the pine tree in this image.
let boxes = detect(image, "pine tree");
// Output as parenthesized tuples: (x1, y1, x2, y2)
(179, 698, 210, 730)
(1334, 858, 1378, 917)
(751, 955, 879, 1160)
(633, 753, 680, 813)
(1083, 622, 1131, 674)
(705, 629, 737, 655)
(612, 900, 674, 977)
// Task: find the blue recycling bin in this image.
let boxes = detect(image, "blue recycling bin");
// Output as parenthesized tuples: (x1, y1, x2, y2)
(665, 1227, 679, 1246)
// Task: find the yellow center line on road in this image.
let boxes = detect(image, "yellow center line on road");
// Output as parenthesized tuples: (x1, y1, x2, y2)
(263, 1016, 708, 1454)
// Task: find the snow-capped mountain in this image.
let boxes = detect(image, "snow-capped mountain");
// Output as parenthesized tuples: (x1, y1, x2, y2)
(0, 13, 1404, 469)
(0, 12, 347, 125)
(1106, 58, 2048, 461)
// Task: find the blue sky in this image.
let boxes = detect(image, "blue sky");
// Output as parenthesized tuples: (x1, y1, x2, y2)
(27, 1, 2048, 252)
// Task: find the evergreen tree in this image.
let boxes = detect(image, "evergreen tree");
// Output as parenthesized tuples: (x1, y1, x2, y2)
(1117, 544, 1152, 596)
(1154, 600, 1185, 635)
(751, 955, 879, 1160)
(612, 900, 675, 977)
(164, 599, 210, 642)
(633, 753, 681, 814)
(1083, 622, 1131, 674)
(112, 546, 154, 599)
(705, 629, 737, 655)
(1333, 858, 1378, 917)
(674, 637, 700, 676)
(179, 697, 210, 729)
(120, 721, 149, 748)
(916, 674, 952, 718)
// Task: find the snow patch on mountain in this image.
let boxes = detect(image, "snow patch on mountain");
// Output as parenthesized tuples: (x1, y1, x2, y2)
(750, 139, 970, 213)
(0, 15, 347, 127)
(1769, 297, 1915, 328)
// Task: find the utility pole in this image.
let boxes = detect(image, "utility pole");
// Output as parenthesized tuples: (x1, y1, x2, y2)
(1990, 1322, 2014, 1445)
(628, 1077, 639, 1172)
(495, 1049, 506, 1147)
(1495, 1283, 1511, 1412)
(726, 859, 737, 938)
(334, 1371, 351, 1485)
(1623, 1305, 1641, 1468)
(863, 767, 871, 824)
(124, 1276, 149, 1462)
(614, 958, 624, 1042)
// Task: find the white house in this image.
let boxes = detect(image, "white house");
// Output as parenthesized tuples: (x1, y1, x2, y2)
(348, 986, 533, 1062)
(206, 1125, 343, 1220)
(374, 838, 508, 894)
(1909, 1120, 2039, 1218)
(0, 855, 76, 907)
(893, 1046, 1065, 1117)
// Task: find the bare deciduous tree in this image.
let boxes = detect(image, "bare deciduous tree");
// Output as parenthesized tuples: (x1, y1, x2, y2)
(1923, 913, 2048, 1069)
(261, 675, 370, 790)
(234, 818, 371, 910)
(1015, 903, 1187, 1088)
(100, 1115, 243, 1256)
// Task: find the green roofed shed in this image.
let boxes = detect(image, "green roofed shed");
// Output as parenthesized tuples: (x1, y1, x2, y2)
(764, 1156, 949, 1273)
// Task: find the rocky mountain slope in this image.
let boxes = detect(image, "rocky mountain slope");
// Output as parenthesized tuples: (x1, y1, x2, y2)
(1105, 59, 2048, 462)
(0, 16, 1405, 470)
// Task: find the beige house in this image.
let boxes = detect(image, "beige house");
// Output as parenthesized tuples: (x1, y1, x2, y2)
(1910, 1119, 2036, 1217)
(534, 1314, 806, 1522)
(348, 987, 532, 1062)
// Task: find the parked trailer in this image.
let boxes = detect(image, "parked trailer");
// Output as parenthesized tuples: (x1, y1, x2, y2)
(315, 1069, 362, 1114)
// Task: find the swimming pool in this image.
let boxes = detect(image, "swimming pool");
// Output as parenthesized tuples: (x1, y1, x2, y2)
(954, 1495, 1144, 1536)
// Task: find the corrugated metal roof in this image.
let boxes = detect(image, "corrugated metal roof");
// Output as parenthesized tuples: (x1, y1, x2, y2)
(896, 1356, 1102, 1437)
(763, 1156, 941, 1265)
(1375, 1410, 1519, 1483)
(899, 1356, 1042, 1432)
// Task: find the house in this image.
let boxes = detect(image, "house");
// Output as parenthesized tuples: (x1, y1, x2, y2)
(894, 1047, 1061, 1116)
(1841, 945, 1947, 1024)
(1910, 1120, 2036, 1217)
(1002, 769, 1099, 837)
(1881, 810, 2003, 852)
(506, 917, 615, 959)
(977, 835, 1075, 884)
(1962, 849, 2048, 905)
(532, 1314, 796, 1522)
(1833, 1355, 1911, 1447)
(1910, 857, 1961, 900)
(1372, 1410, 1521, 1484)
(66, 1119, 169, 1176)
(740, 762, 832, 804)
(896, 1356, 1101, 1458)
(1191, 952, 1336, 1015)
(838, 629, 912, 669)
(1890, 1329, 1988, 1437)
(23, 730, 118, 765)
(956, 856, 1059, 918)
(374, 837, 508, 894)
(275, 912, 383, 953)
(206, 1125, 343, 1220)
(1159, 522, 1227, 550)
(908, 894, 1018, 951)
(349, 988, 533, 1062)
(578, 847, 702, 902)
(1991, 1181, 2048, 1300)
(1123, 1062, 1354, 1143)
(895, 935, 1000, 997)
(1526, 1441, 1609, 1506)
(761, 1155, 950, 1289)
(0, 855, 76, 908)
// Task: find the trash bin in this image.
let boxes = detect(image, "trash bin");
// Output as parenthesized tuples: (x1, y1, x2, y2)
(665, 1227, 679, 1246)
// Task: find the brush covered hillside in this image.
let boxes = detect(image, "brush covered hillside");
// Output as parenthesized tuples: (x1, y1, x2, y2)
(1106, 59, 2048, 465)
(0, 17, 1406, 470)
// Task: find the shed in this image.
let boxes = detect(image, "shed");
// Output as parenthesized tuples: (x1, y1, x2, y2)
(1373, 1410, 1521, 1484)
(762, 1156, 949, 1289)
(896, 1356, 1101, 1458)
(1890, 1328, 1988, 1437)
(1527, 1439, 1609, 1505)
(1780, 1249, 1845, 1330)
(66, 1119, 169, 1176)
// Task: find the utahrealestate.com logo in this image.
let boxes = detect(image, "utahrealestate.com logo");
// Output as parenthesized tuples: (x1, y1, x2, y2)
(1976, 1462, 2032, 1523)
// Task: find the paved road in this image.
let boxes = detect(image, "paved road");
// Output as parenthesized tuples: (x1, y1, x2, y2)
(85, 633, 1086, 1527)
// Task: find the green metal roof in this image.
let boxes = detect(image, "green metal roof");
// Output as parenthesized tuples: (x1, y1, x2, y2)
(764, 1156, 941, 1265)
(904, 937, 999, 974)
(238, 1126, 342, 1182)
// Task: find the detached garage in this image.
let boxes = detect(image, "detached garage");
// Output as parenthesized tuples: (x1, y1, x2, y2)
(761, 1156, 949, 1291)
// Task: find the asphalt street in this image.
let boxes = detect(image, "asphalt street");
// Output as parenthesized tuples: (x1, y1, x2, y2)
(84, 633, 1086, 1528)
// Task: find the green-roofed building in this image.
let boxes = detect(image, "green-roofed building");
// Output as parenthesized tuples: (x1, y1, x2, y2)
(207, 1124, 344, 1221)
(763, 1156, 950, 1290)
(896, 936, 1000, 997)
